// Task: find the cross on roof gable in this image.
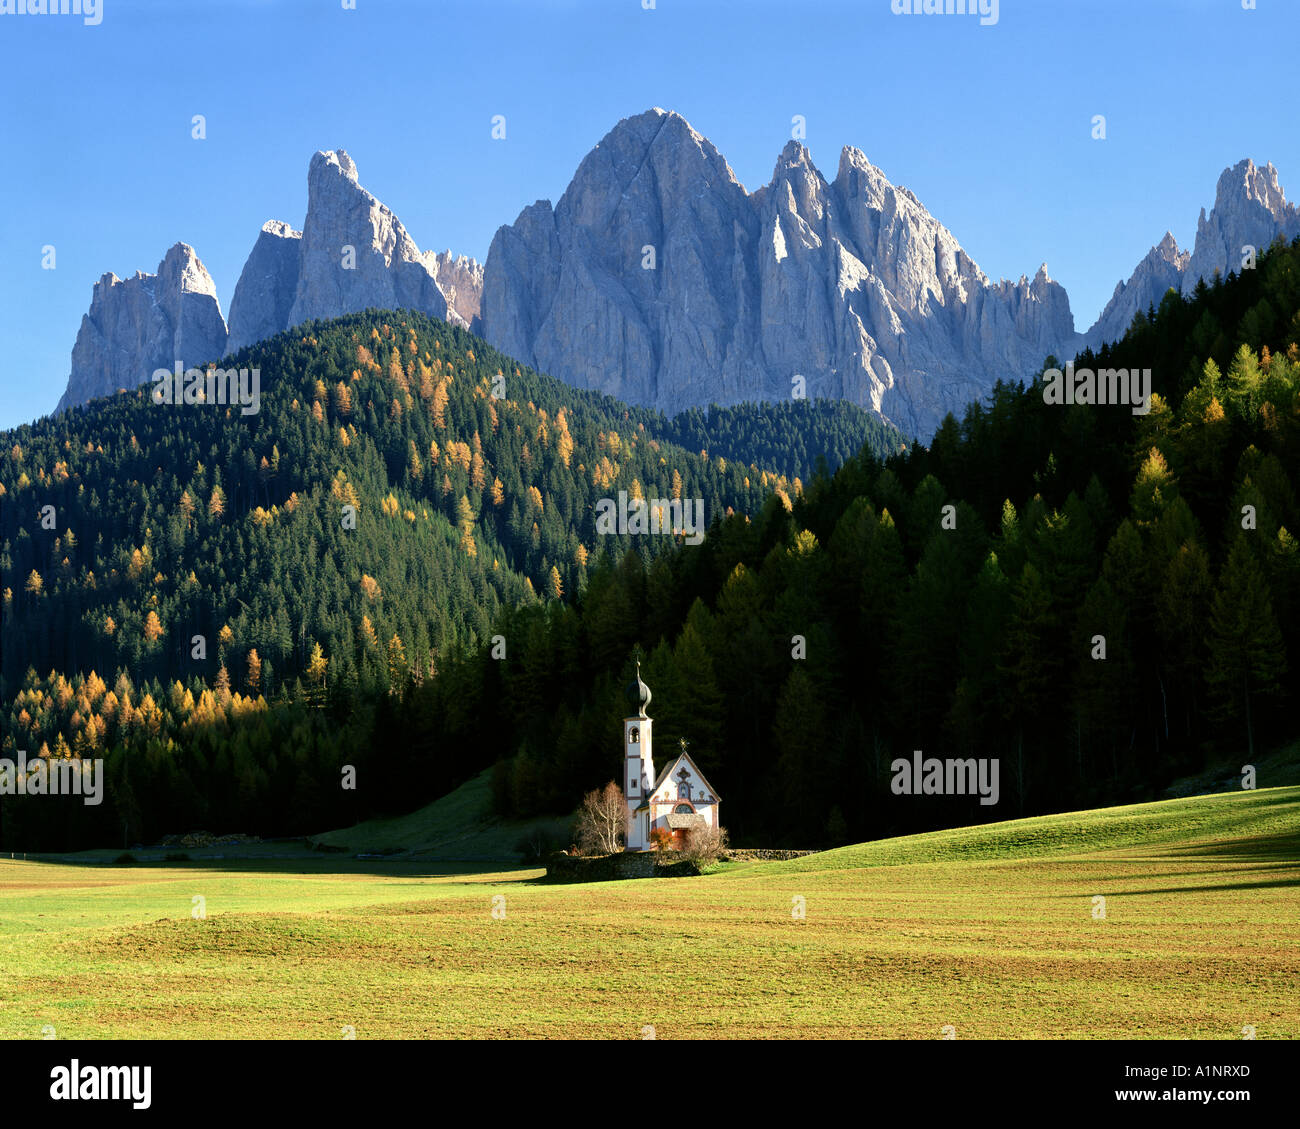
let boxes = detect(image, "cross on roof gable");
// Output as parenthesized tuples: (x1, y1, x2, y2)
(651, 750, 721, 802)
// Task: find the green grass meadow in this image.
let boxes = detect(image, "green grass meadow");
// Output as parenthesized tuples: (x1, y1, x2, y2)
(1, 786, 1296, 1039)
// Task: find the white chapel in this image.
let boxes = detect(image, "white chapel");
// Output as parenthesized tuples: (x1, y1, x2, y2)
(622, 660, 722, 851)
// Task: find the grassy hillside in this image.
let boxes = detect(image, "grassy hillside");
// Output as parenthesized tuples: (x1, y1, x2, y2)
(2, 787, 1295, 1039)
(738, 785, 1300, 873)
(309, 767, 571, 859)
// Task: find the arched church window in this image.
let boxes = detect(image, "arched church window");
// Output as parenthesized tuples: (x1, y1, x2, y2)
(629, 727, 639, 744)
(673, 803, 694, 814)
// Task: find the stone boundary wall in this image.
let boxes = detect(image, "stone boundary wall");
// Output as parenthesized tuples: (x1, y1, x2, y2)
(543, 848, 821, 881)
(543, 852, 702, 882)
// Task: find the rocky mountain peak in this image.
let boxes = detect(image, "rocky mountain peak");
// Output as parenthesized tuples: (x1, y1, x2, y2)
(226, 221, 303, 355)
(1083, 159, 1295, 350)
(60, 149, 481, 412)
(262, 219, 300, 239)
(1183, 157, 1300, 294)
(482, 109, 1078, 439)
(158, 241, 219, 299)
(311, 148, 359, 185)
(56, 244, 228, 412)
(1216, 158, 1287, 214)
(285, 148, 450, 333)
(424, 249, 485, 331)
(776, 139, 815, 168)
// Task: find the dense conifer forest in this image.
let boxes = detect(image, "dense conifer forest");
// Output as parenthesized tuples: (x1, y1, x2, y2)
(4, 238, 1300, 850)
(0, 310, 896, 848)
(469, 238, 1300, 845)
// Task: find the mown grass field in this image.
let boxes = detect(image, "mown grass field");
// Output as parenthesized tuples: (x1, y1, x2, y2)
(1, 787, 1297, 1039)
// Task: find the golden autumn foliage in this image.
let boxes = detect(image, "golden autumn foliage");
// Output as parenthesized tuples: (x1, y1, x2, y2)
(307, 642, 328, 685)
(446, 439, 472, 470)
(456, 494, 475, 534)
(388, 351, 409, 394)
(386, 634, 408, 690)
(331, 473, 361, 511)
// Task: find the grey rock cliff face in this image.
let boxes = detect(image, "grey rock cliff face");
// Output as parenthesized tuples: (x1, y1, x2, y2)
(56, 243, 228, 412)
(58, 151, 482, 414)
(1083, 159, 1299, 351)
(482, 109, 1076, 439)
(424, 249, 484, 331)
(1183, 159, 1300, 291)
(224, 150, 484, 350)
(57, 127, 1294, 434)
(226, 220, 302, 355)
(287, 149, 449, 328)
(1082, 232, 1189, 351)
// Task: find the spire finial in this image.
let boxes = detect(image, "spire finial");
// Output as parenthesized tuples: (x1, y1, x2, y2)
(627, 648, 651, 718)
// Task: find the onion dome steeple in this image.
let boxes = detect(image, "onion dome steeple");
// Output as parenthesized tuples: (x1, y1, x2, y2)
(627, 656, 652, 719)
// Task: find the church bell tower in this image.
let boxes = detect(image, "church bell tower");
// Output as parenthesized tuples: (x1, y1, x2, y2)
(624, 658, 654, 850)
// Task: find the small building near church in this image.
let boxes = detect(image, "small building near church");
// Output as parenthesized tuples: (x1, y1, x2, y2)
(622, 660, 722, 851)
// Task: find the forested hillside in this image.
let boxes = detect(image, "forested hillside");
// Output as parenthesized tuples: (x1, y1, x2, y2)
(7, 237, 1300, 852)
(659, 399, 906, 481)
(446, 238, 1300, 846)
(0, 311, 827, 847)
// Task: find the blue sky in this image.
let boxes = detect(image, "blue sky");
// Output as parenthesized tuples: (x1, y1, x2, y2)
(1, 0, 1296, 431)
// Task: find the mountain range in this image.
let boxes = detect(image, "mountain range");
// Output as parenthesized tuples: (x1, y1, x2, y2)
(54, 109, 1300, 439)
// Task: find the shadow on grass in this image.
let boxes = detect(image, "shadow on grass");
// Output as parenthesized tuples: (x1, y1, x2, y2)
(3, 855, 541, 882)
(1103, 877, 1300, 895)
(1099, 828, 1300, 866)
